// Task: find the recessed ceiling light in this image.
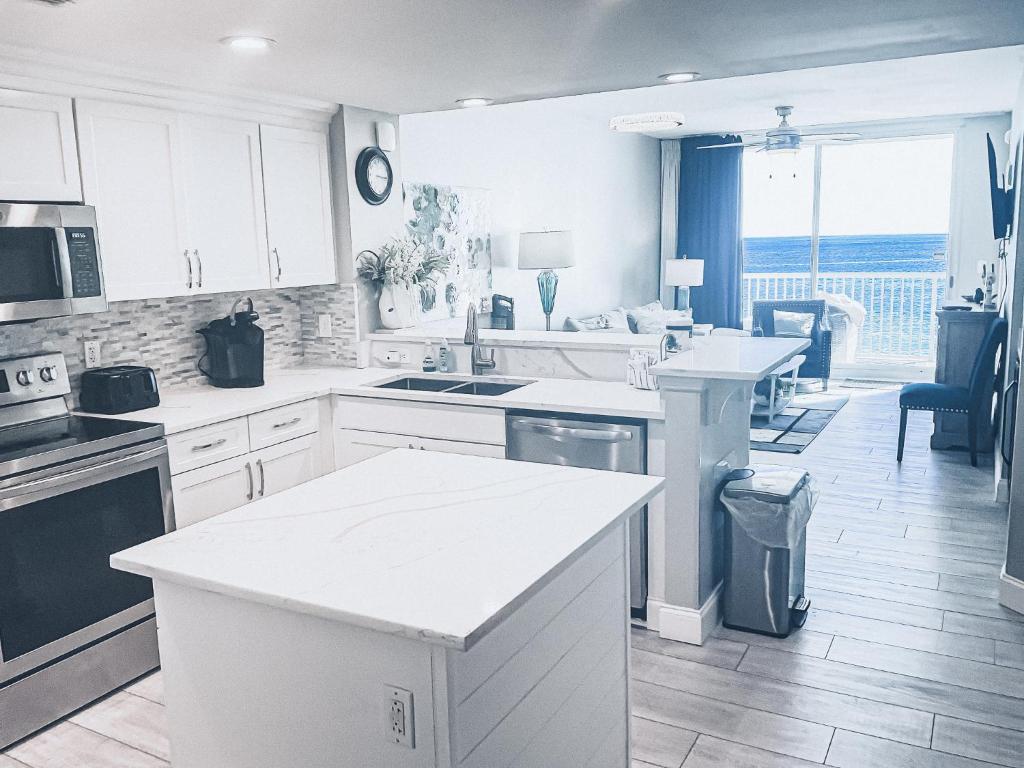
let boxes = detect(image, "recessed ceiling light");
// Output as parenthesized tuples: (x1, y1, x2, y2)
(659, 72, 700, 83)
(609, 112, 685, 133)
(221, 35, 277, 51)
(456, 98, 493, 108)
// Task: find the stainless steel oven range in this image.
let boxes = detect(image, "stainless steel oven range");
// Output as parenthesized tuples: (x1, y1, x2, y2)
(0, 352, 173, 748)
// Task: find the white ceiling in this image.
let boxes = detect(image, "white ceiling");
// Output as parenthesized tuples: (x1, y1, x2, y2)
(1, 0, 1023, 114)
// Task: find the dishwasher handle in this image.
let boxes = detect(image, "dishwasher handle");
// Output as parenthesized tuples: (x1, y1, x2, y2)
(509, 419, 634, 442)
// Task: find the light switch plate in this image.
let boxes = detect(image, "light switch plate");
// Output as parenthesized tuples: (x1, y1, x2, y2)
(479, 296, 492, 313)
(384, 685, 414, 748)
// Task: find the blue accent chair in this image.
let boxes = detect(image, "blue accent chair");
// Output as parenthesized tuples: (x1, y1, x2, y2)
(752, 300, 833, 389)
(898, 317, 1008, 466)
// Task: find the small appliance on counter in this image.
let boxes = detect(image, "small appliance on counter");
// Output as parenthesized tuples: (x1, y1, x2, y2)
(491, 294, 515, 330)
(79, 365, 160, 414)
(197, 296, 265, 388)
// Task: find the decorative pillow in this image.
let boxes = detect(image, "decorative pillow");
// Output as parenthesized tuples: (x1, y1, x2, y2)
(602, 307, 631, 330)
(626, 301, 664, 333)
(773, 310, 815, 338)
(564, 308, 632, 332)
(628, 305, 670, 335)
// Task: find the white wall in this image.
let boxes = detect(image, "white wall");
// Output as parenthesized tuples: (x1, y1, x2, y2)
(400, 99, 662, 330)
(330, 105, 406, 336)
(949, 114, 1012, 297)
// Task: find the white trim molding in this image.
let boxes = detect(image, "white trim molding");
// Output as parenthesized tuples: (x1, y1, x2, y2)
(999, 568, 1024, 616)
(646, 585, 721, 645)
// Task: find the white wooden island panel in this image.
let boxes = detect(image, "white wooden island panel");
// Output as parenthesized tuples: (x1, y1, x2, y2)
(112, 450, 662, 768)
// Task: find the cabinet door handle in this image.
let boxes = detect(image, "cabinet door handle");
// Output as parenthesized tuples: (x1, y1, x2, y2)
(256, 458, 265, 497)
(184, 250, 193, 289)
(244, 461, 254, 501)
(271, 416, 302, 430)
(194, 249, 202, 288)
(191, 438, 227, 452)
(273, 247, 282, 281)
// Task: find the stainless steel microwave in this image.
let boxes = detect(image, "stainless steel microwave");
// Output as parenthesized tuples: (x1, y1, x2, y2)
(0, 203, 107, 324)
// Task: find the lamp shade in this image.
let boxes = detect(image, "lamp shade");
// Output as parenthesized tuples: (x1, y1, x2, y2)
(664, 258, 704, 287)
(518, 231, 575, 270)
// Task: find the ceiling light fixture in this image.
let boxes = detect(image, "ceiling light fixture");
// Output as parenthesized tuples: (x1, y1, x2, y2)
(660, 72, 700, 83)
(609, 112, 685, 133)
(456, 98, 493, 108)
(220, 35, 277, 51)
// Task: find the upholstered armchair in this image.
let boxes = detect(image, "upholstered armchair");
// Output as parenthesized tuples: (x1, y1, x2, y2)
(752, 299, 833, 389)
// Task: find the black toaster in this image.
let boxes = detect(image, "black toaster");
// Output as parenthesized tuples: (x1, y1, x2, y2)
(79, 365, 160, 414)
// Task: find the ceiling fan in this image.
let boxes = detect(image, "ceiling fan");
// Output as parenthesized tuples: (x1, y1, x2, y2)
(700, 106, 861, 152)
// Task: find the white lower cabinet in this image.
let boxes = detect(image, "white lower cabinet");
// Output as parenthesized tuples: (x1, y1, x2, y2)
(334, 428, 506, 469)
(252, 433, 320, 498)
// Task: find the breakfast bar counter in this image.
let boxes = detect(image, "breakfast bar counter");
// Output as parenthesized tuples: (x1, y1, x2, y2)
(112, 449, 662, 768)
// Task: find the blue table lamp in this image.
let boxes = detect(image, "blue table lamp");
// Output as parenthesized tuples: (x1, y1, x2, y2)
(519, 231, 575, 331)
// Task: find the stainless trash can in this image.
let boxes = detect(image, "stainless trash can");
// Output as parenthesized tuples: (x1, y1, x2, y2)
(721, 464, 817, 637)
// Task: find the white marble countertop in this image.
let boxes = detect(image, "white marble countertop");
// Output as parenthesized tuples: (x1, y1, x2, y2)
(88, 366, 666, 431)
(112, 450, 663, 650)
(652, 336, 810, 382)
(371, 327, 664, 351)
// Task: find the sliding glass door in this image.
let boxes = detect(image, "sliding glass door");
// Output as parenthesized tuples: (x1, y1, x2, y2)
(742, 135, 954, 373)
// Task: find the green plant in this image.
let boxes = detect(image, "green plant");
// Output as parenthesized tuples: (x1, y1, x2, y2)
(356, 238, 450, 297)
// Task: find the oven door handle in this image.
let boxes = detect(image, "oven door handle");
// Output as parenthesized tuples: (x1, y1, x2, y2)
(0, 445, 168, 507)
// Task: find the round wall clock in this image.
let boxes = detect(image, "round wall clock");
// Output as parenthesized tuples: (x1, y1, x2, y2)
(355, 146, 393, 205)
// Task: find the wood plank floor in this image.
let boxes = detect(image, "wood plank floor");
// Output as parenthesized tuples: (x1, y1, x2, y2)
(3, 385, 1019, 768)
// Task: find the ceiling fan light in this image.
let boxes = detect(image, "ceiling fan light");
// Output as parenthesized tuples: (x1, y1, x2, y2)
(221, 35, 276, 51)
(456, 98, 494, 108)
(609, 112, 685, 133)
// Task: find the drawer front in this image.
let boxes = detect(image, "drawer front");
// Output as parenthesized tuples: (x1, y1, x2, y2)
(334, 396, 505, 445)
(167, 418, 249, 474)
(334, 428, 505, 469)
(249, 399, 319, 450)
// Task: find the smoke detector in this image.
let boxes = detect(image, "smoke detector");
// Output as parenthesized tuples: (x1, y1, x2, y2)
(609, 112, 685, 134)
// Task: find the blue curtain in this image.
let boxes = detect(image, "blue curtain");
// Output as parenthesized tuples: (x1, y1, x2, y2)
(676, 135, 743, 328)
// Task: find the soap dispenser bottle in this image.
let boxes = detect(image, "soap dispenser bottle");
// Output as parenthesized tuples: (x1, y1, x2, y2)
(438, 338, 451, 373)
(422, 341, 436, 372)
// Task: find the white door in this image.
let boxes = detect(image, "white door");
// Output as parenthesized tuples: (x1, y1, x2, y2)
(252, 433, 320, 498)
(0, 90, 80, 201)
(260, 125, 337, 288)
(170, 454, 255, 528)
(77, 100, 190, 300)
(181, 115, 270, 294)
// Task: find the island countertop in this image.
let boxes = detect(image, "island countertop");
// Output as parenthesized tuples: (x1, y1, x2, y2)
(652, 336, 810, 381)
(112, 449, 663, 651)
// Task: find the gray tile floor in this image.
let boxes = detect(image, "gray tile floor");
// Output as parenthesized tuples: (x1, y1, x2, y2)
(3, 386, 1019, 767)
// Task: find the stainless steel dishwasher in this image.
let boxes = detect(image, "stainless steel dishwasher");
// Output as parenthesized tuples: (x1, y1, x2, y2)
(505, 411, 648, 619)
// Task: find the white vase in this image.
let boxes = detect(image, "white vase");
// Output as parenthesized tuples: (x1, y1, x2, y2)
(378, 284, 421, 329)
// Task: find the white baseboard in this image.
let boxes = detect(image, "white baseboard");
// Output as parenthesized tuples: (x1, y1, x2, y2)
(1000, 569, 1024, 616)
(647, 587, 721, 645)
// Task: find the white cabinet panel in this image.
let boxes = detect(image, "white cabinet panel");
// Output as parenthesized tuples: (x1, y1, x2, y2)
(0, 90, 80, 201)
(334, 428, 505, 469)
(253, 434, 319, 499)
(260, 125, 336, 288)
(249, 399, 318, 451)
(167, 417, 250, 474)
(181, 115, 269, 294)
(77, 100, 190, 300)
(171, 454, 253, 528)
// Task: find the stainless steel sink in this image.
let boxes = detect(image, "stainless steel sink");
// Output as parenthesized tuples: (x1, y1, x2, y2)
(371, 376, 532, 396)
(374, 377, 468, 392)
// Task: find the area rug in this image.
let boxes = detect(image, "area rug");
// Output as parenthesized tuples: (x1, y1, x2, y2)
(751, 392, 849, 454)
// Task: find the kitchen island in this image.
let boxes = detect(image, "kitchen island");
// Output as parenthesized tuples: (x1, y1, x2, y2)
(111, 449, 663, 768)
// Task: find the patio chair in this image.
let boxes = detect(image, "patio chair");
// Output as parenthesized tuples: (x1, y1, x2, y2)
(752, 299, 832, 390)
(897, 317, 1007, 466)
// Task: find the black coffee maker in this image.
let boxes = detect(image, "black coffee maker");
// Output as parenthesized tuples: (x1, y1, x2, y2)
(197, 296, 265, 388)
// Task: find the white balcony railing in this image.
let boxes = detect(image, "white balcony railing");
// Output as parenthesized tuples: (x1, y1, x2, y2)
(742, 271, 946, 362)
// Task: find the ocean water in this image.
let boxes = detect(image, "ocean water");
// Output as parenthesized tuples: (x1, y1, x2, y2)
(742, 233, 949, 360)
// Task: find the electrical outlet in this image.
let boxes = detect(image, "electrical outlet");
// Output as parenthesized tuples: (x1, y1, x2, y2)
(316, 313, 333, 338)
(384, 349, 411, 365)
(384, 685, 414, 748)
(479, 296, 492, 313)
(83, 341, 102, 369)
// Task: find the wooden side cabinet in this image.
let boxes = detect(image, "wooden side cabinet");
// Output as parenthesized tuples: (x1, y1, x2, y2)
(931, 308, 999, 451)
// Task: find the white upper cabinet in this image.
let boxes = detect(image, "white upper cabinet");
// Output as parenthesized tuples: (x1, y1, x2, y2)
(260, 125, 337, 288)
(181, 115, 270, 294)
(76, 100, 191, 301)
(0, 89, 81, 201)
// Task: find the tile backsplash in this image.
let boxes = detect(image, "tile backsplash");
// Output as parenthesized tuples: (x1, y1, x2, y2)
(0, 284, 358, 406)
